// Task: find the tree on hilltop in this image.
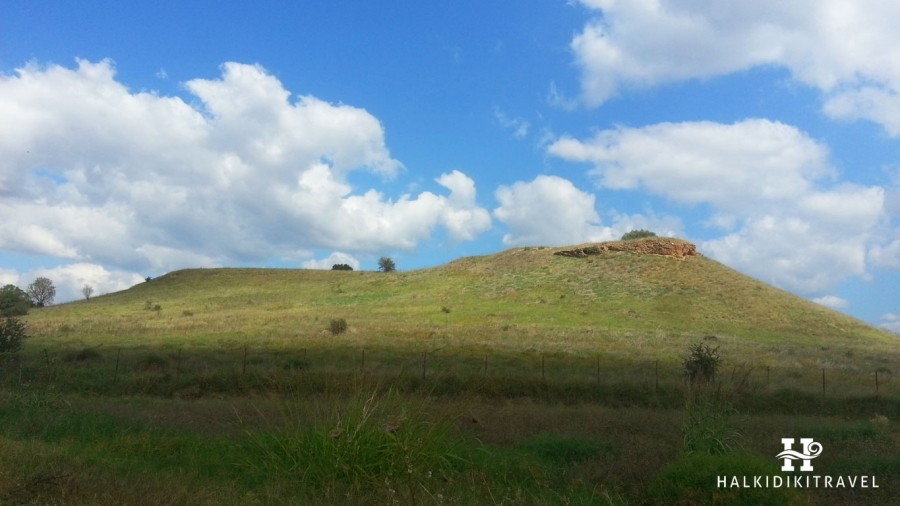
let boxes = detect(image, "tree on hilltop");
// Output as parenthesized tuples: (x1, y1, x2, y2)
(27, 277, 56, 307)
(621, 229, 657, 241)
(378, 257, 396, 273)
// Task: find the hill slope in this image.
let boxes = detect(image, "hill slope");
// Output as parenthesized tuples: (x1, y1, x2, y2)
(24, 238, 898, 369)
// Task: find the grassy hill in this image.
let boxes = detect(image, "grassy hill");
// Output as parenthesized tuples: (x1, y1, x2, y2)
(4, 237, 900, 505)
(23, 237, 897, 380)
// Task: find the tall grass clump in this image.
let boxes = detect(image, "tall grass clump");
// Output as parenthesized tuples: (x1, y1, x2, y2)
(241, 388, 470, 503)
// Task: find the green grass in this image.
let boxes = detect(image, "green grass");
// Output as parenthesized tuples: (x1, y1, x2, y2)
(2, 238, 899, 503)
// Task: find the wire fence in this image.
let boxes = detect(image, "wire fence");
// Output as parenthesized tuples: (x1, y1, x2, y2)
(6, 344, 896, 402)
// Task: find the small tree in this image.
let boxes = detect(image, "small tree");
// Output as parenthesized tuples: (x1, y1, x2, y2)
(0, 317, 27, 354)
(378, 256, 396, 273)
(27, 277, 56, 307)
(621, 229, 657, 241)
(331, 264, 354, 271)
(82, 284, 95, 300)
(0, 285, 31, 317)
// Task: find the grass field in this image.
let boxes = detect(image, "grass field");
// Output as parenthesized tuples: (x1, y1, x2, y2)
(1, 238, 898, 504)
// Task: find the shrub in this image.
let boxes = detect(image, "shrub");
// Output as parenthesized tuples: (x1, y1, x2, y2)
(331, 263, 354, 271)
(0, 317, 27, 354)
(329, 318, 348, 335)
(621, 229, 657, 240)
(0, 285, 31, 317)
(683, 342, 721, 384)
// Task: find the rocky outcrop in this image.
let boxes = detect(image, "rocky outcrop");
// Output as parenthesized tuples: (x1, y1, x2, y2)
(554, 238, 698, 260)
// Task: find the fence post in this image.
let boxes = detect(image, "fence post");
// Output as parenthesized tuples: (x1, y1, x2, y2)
(242, 345, 248, 375)
(655, 360, 659, 394)
(483, 354, 488, 375)
(541, 353, 545, 381)
(766, 366, 770, 391)
(875, 370, 880, 397)
(596, 355, 600, 385)
(821, 368, 826, 398)
(361, 349, 365, 372)
(114, 349, 121, 383)
(422, 351, 427, 380)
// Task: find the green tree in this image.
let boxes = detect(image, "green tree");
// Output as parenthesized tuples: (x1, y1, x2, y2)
(621, 229, 657, 240)
(377, 257, 396, 273)
(0, 285, 31, 317)
(27, 277, 56, 307)
(331, 264, 354, 271)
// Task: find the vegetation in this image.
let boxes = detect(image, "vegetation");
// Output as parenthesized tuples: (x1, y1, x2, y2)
(27, 277, 56, 307)
(331, 263, 353, 271)
(0, 284, 31, 317)
(82, 284, 94, 300)
(329, 317, 348, 335)
(621, 229, 657, 240)
(682, 342, 721, 384)
(0, 317, 27, 355)
(378, 256, 396, 273)
(0, 241, 897, 504)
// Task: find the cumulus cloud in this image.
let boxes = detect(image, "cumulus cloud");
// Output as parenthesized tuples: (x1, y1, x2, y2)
(881, 313, 900, 334)
(571, 0, 900, 135)
(493, 175, 616, 246)
(549, 119, 887, 293)
(813, 295, 849, 310)
(300, 252, 361, 271)
(0, 263, 145, 303)
(0, 59, 491, 274)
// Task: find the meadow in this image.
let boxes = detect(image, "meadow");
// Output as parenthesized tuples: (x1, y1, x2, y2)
(1, 239, 898, 504)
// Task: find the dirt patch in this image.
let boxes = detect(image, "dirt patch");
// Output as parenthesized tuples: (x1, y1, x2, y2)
(554, 238, 699, 260)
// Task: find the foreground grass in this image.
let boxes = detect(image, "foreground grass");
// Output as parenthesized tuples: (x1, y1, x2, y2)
(0, 379, 897, 505)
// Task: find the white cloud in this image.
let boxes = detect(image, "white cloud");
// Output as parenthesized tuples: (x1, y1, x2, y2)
(0, 263, 145, 303)
(869, 239, 900, 269)
(493, 107, 530, 140)
(881, 313, 900, 334)
(813, 295, 849, 310)
(301, 252, 360, 271)
(493, 175, 615, 246)
(549, 119, 887, 293)
(0, 59, 491, 273)
(571, 0, 900, 135)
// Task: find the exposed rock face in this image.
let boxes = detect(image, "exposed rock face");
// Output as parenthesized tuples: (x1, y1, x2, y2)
(554, 238, 698, 260)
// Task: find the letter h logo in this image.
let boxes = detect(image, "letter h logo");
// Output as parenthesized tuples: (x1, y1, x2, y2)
(777, 438, 822, 472)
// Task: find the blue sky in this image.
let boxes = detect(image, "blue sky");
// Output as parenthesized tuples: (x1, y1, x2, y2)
(1, 1, 898, 332)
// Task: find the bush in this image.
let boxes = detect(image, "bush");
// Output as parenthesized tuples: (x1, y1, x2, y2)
(0, 317, 28, 354)
(329, 318, 348, 335)
(331, 264, 354, 271)
(683, 342, 721, 384)
(0, 285, 31, 317)
(621, 229, 657, 240)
